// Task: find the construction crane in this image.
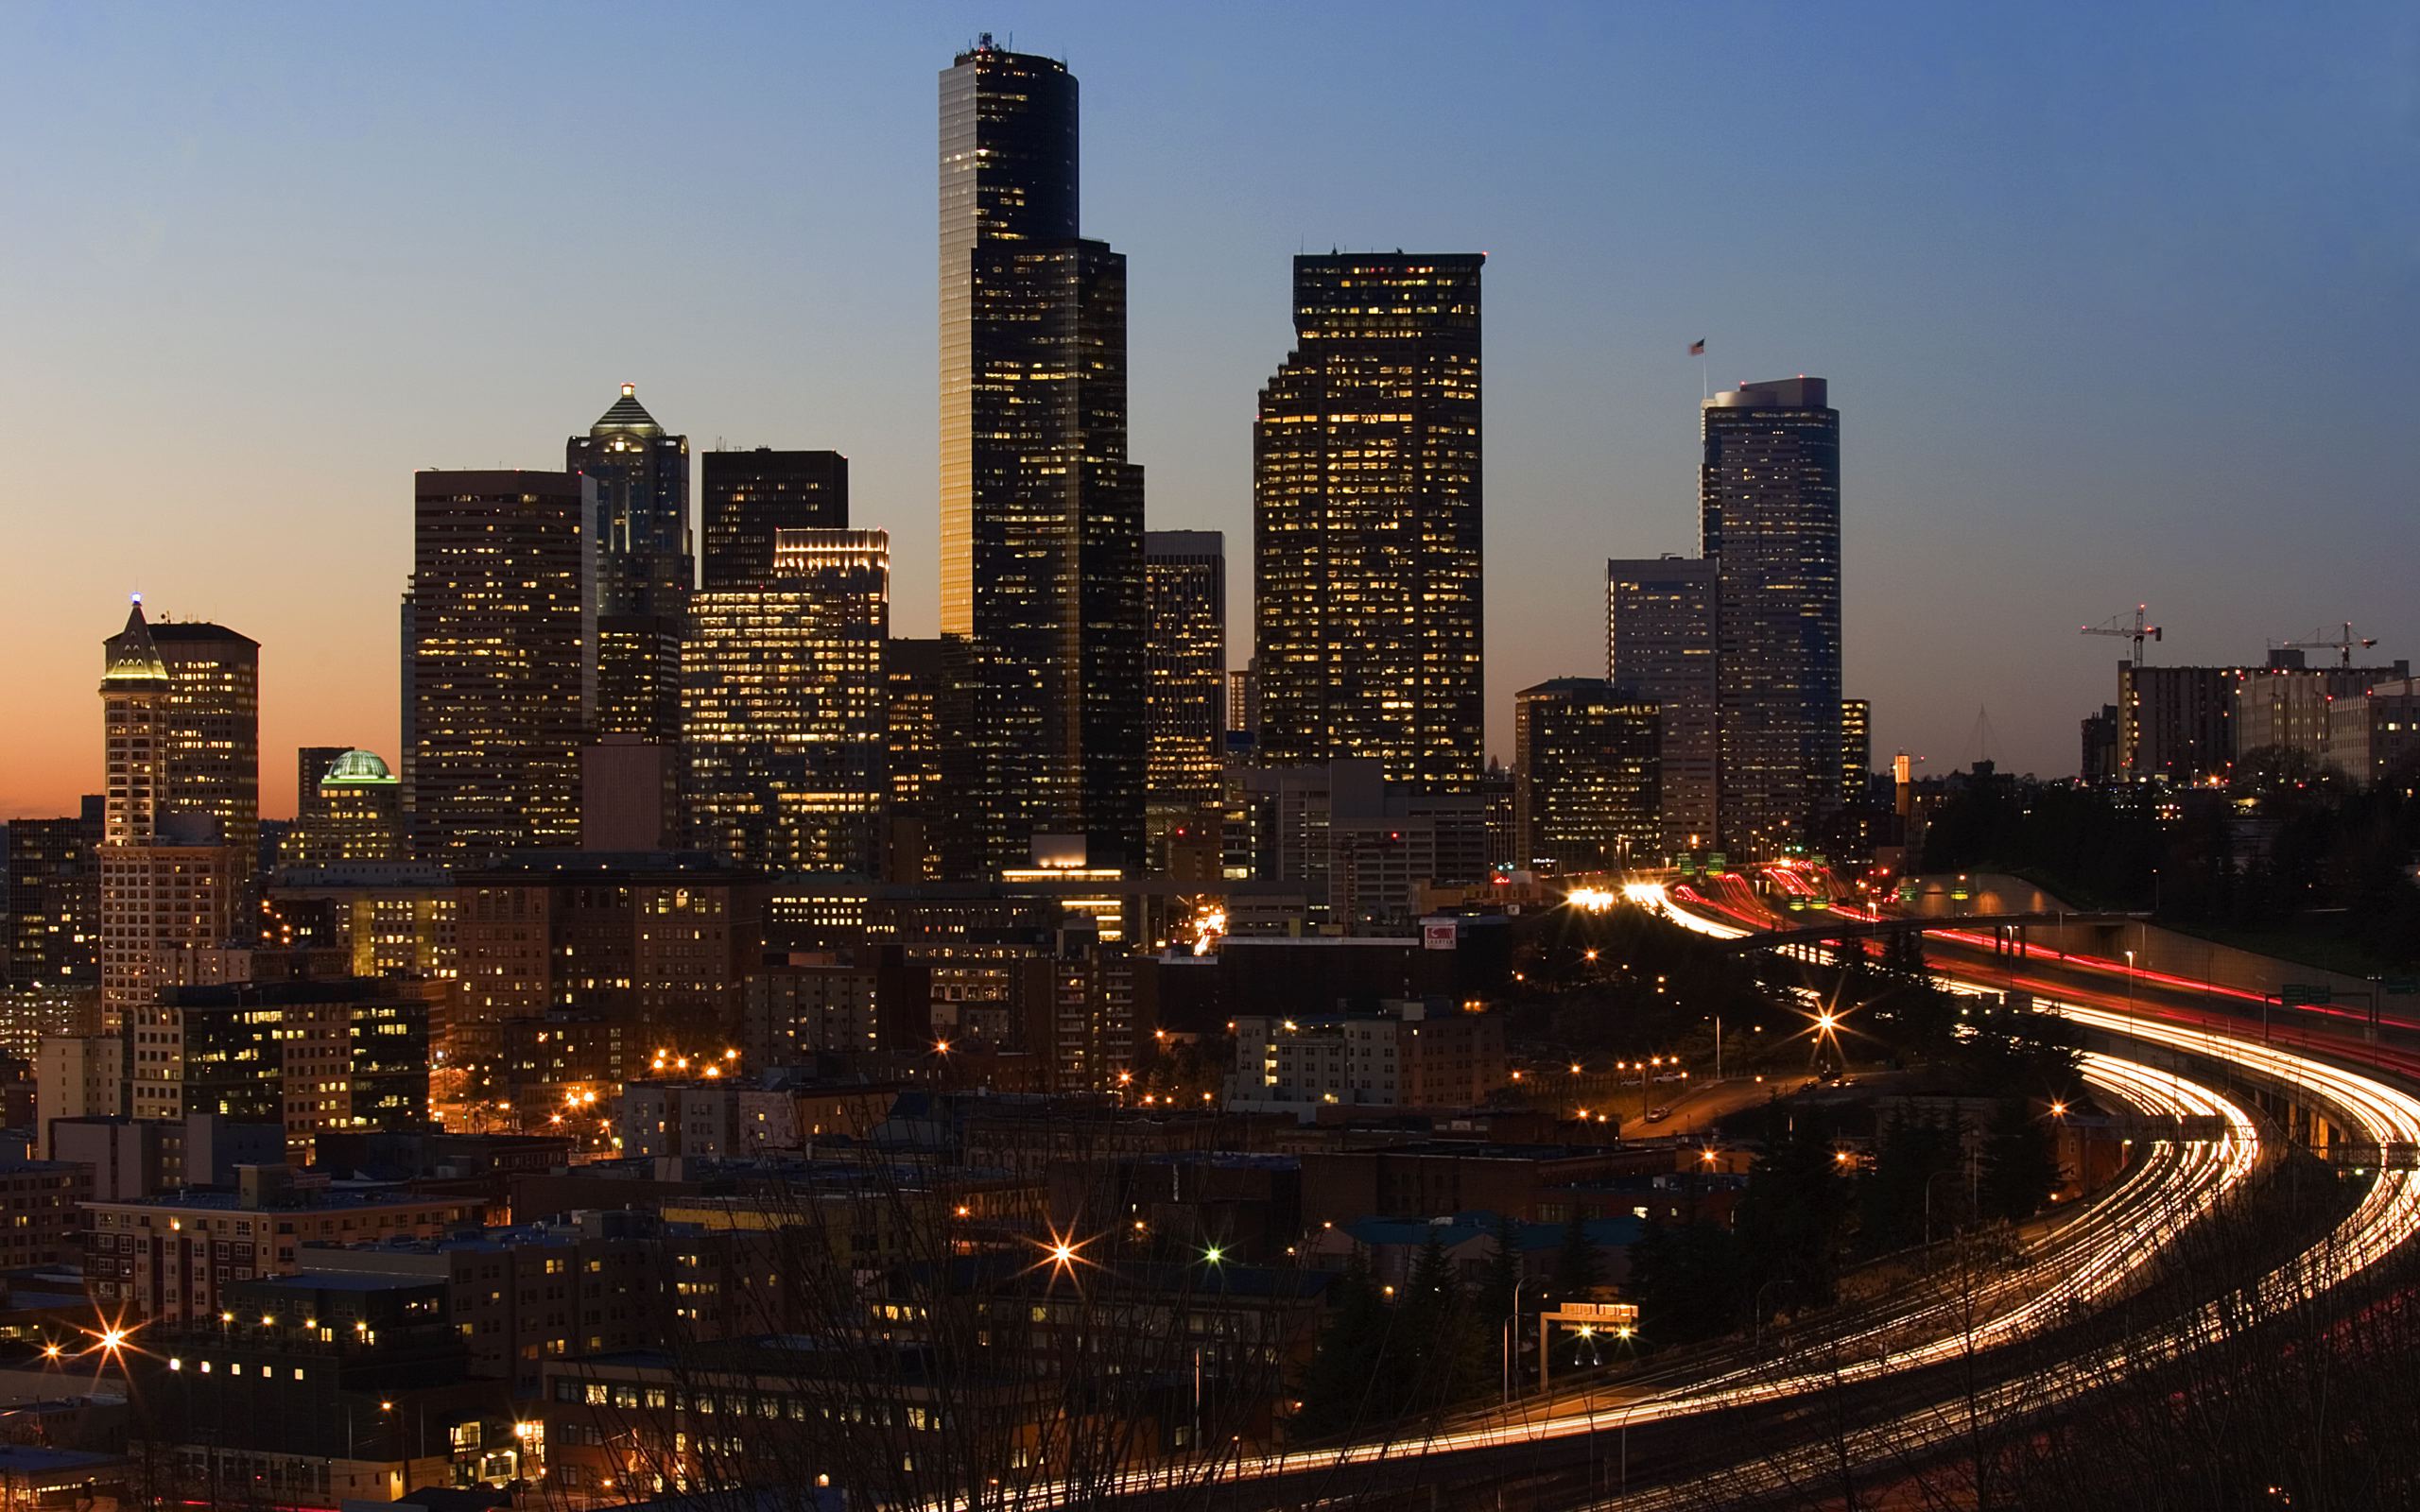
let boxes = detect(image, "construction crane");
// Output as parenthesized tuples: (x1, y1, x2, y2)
(2082, 604, 2162, 664)
(2275, 621, 2377, 669)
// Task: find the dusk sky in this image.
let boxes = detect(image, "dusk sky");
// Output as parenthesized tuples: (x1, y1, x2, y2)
(6, 1, 2415, 818)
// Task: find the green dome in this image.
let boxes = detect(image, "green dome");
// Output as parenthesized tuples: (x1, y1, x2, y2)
(321, 748, 398, 787)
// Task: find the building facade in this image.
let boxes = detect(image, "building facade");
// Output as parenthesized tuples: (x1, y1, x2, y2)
(941, 38, 1145, 875)
(2118, 663, 2247, 785)
(1607, 555, 1718, 851)
(280, 748, 405, 867)
(569, 386, 690, 756)
(406, 471, 596, 862)
(2325, 679, 2420, 787)
(99, 601, 244, 1034)
(1223, 1002, 1507, 1117)
(1841, 697, 1872, 806)
(1254, 253, 1485, 793)
(450, 853, 765, 1106)
(1144, 531, 1226, 816)
(700, 447, 850, 589)
(1512, 679, 1661, 873)
(1701, 377, 1842, 854)
(683, 530, 890, 876)
(6, 797, 101, 999)
(130, 979, 431, 1161)
(148, 620, 262, 871)
(2232, 659, 2410, 771)
(85, 1172, 482, 1327)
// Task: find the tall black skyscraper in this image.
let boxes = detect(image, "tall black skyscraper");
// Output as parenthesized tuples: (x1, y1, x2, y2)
(701, 448, 849, 590)
(940, 37, 1144, 873)
(1254, 253, 1485, 794)
(569, 386, 691, 747)
(1701, 377, 1841, 853)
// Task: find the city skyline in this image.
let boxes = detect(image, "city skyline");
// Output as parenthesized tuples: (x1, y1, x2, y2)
(9, 2, 2418, 816)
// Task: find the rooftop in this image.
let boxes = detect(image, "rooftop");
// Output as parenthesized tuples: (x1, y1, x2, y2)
(588, 382, 664, 438)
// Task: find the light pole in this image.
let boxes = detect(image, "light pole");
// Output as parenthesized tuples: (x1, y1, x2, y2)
(2124, 948, 2137, 1043)
(1752, 1277, 1787, 1351)
(1502, 1273, 1536, 1404)
(1923, 1166, 1964, 1248)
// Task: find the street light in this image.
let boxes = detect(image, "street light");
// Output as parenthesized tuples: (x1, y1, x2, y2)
(1503, 1273, 1538, 1403)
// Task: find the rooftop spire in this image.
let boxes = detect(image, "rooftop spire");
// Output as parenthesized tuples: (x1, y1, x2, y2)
(101, 595, 168, 685)
(591, 382, 663, 438)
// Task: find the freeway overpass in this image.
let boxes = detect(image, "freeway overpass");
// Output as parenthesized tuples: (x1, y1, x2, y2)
(1703, 908, 2150, 954)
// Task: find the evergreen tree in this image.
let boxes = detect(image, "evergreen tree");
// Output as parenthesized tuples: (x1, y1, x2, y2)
(1737, 1110, 1850, 1307)
(1550, 1211, 1605, 1302)
(1291, 1250, 1394, 1437)
(1979, 1097, 2065, 1223)
(1858, 1108, 1956, 1254)
(1627, 1218, 1747, 1347)
(1403, 1228, 1490, 1408)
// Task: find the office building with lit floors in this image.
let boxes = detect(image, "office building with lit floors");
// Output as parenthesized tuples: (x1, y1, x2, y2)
(1841, 697, 1872, 804)
(1512, 679, 1661, 874)
(128, 978, 431, 1161)
(881, 635, 977, 881)
(405, 471, 596, 862)
(569, 385, 691, 747)
(684, 530, 890, 876)
(97, 601, 245, 1034)
(127, 1273, 524, 1506)
(1702, 377, 1842, 855)
(451, 852, 765, 1107)
(147, 618, 262, 874)
(6, 796, 102, 1013)
(278, 748, 405, 866)
(941, 37, 1146, 874)
(1145, 531, 1226, 818)
(85, 1164, 484, 1327)
(1608, 555, 1718, 851)
(1254, 253, 1485, 793)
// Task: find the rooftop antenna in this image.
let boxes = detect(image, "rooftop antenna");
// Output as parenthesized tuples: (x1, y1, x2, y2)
(1968, 706, 1998, 767)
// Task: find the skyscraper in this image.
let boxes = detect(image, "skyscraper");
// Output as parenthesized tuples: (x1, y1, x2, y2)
(1702, 377, 1841, 854)
(98, 600, 243, 1036)
(940, 37, 1144, 873)
(683, 529, 890, 875)
(1608, 555, 1719, 852)
(880, 636, 977, 883)
(5, 797, 101, 1000)
(569, 386, 690, 748)
(1512, 679, 1661, 873)
(406, 471, 596, 863)
(1841, 697, 1872, 807)
(567, 383, 690, 578)
(1144, 531, 1226, 816)
(1254, 253, 1484, 792)
(701, 448, 849, 590)
(148, 621, 261, 875)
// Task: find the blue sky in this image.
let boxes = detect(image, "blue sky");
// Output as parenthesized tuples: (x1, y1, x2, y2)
(5, 1, 2415, 813)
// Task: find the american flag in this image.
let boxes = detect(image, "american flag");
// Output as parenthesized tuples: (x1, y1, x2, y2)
(1688, 338, 1706, 355)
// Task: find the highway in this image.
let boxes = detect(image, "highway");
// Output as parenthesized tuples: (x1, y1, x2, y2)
(1562, 877, 2420, 1508)
(957, 882, 2419, 1510)
(1005, 1021, 2261, 1509)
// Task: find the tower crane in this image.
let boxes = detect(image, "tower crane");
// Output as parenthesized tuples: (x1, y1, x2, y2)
(2081, 605, 2162, 664)
(2275, 622, 2377, 669)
